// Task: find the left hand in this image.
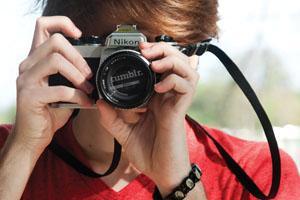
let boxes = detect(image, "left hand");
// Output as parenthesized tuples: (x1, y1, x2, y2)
(96, 41, 200, 195)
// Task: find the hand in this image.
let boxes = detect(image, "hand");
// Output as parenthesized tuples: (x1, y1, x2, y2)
(96, 41, 199, 195)
(14, 16, 93, 154)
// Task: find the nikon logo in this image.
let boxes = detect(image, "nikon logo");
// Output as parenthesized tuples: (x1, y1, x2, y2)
(113, 39, 139, 46)
(111, 70, 143, 82)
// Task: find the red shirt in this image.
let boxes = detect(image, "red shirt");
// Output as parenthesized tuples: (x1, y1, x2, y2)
(0, 120, 299, 200)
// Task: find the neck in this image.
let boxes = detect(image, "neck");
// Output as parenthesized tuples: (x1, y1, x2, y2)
(72, 109, 126, 172)
(71, 109, 140, 191)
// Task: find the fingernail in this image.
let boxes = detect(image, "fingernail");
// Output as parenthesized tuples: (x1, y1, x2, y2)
(151, 61, 160, 70)
(155, 82, 162, 88)
(152, 61, 158, 66)
(74, 28, 82, 37)
(86, 71, 93, 79)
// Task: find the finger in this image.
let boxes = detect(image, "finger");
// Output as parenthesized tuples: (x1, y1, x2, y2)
(151, 55, 197, 82)
(24, 53, 93, 94)
(96, 100, 118, 129)
(34, 86, 93, 106)
(154, 74, 193, 95)
(141, 42, 185, 60)
(31, 16, 82, 52)
(96, 100, 130, 145)
(21, 33, 92, 79)
(189, 55, 199, 70)
(139, 42, 155, 49)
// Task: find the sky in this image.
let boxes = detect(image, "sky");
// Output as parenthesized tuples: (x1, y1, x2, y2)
(0, 0, 300, 112)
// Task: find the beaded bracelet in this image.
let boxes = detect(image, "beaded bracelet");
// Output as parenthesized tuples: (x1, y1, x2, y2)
(153, 163, 202, 200)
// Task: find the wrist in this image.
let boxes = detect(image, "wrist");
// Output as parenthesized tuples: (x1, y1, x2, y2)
(154, 164, 191, 197)
(153, 164, 203, 200)
(10, 128, 48, 157)
(0, 129, 44, 200)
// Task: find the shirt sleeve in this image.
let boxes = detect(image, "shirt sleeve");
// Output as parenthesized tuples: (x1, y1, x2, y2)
(244, 146, 300, 200)
(0, 125, 12, 149)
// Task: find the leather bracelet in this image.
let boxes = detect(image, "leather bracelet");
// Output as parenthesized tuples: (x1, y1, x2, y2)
(153, 163, 202, 200)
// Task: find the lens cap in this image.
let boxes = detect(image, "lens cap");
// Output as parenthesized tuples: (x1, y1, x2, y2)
(96, 50, 155, 109)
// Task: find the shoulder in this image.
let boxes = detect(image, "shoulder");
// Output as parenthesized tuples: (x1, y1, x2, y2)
(0, 124, 13, 148)
(0, 124, 13, 134)
(244, 145, 300, 199)
(185, 118, 260, 162)
(185, 118, 300, 199)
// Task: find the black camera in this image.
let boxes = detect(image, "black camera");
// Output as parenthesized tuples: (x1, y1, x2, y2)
(49, 25, 159, 109)
(49, 25, 195, 109)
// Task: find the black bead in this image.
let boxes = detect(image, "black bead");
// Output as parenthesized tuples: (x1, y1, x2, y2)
(155, 35, 175, 42)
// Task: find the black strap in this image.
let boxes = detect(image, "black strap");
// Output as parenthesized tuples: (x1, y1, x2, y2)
(188, 42, 281, 199)
(49, 138, 122, 178)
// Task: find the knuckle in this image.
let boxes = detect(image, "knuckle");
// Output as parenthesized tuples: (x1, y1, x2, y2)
(158, 41, 168, 48)
(16, 72, 34, 92)
(71, 89, 87, 105)
(49, 52, 63, 65)
(48, 53, 64, 72)
(76, 74, 86, 85)
(17, 88, 26, 100)
(56, 86, 69, 99)
(17, 87, 34, 104)
(168, 73, 178, 81)
(188, 75, 199, 88)
(72, 54, 85, 70)
(50, 33, 65, 48)
(170, 55, 180, 63)
(18, 60, 28, 74)
(167, 54, 175, 60)
(35, 17, 45, 29)
(16, 75, 25, 90)
(51, 32, 64, 41)
(61, 16, 72, 25)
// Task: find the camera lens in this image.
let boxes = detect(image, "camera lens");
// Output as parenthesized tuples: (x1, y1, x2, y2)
(96, 50, 155, 109)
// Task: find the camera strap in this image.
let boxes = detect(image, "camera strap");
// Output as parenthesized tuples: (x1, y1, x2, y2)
(185, 41, 281, 199)
(49, 138, 122, 178)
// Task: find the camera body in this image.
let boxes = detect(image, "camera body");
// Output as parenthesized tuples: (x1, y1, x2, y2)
(49, 25, 157, 109)
(49, 25, 197, 109)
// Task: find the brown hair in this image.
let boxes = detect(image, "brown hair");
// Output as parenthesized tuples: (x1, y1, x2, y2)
(36, 0, 219, 44)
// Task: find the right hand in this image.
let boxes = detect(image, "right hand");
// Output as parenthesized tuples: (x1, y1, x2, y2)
(14, 16, 93, 153)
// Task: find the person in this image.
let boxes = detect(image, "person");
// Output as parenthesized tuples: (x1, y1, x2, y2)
(0, 0, 299, 199)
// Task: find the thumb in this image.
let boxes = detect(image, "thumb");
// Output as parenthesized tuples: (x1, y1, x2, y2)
(52, 108, 73, 131)
(96, 100, 130, 145)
